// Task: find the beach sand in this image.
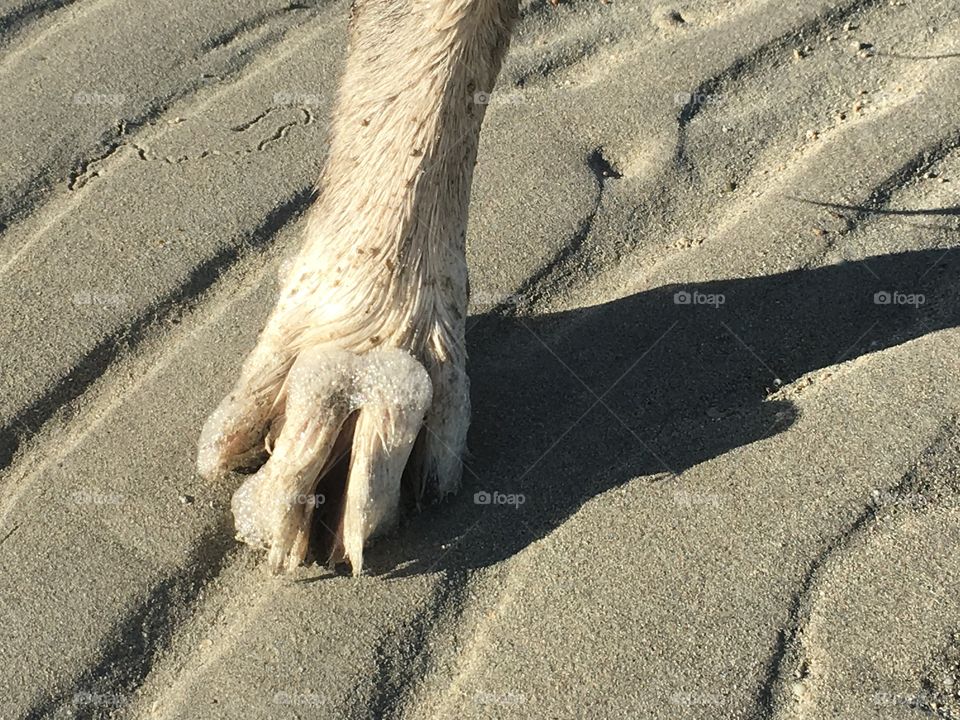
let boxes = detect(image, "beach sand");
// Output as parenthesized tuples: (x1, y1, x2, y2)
(1, 0, 959, 717)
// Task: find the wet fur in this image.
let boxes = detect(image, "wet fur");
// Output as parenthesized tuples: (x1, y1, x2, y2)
(197, 0, 518, 573)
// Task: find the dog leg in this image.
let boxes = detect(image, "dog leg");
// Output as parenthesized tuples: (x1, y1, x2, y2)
(198, 0, 517, 573)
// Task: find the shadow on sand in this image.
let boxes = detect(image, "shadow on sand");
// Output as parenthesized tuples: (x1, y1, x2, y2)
(365, 246, 958, 577)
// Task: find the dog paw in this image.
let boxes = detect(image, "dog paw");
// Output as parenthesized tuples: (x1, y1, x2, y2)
(199, 346, 432, 575)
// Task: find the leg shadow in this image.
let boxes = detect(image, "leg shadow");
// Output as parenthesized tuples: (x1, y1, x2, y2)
(366, 247, 959, 576)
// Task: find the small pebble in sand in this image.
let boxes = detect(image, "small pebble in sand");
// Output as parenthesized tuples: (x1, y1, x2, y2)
(806, 129, 819, 140)
(812, 227, 828, 237)
(843, 21, 858, 32)
(179, 494, 194, 505)
(653, 7, 686, 28)
(829, 211, 853, 231)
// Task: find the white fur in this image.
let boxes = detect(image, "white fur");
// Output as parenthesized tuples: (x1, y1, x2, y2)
(198, 0, 517, 574)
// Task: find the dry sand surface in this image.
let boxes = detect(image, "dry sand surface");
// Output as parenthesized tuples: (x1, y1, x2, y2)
(2, 0, 960, 718)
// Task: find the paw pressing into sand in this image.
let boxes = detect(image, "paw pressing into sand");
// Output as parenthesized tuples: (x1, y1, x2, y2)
(196, 233, 471, 575)
(196, 0, 515, 574)
(200, 346, 432, 574)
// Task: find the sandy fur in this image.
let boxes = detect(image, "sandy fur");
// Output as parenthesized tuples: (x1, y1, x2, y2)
(197, 0, 518, 573)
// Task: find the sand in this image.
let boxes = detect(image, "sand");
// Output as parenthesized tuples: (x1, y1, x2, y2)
(1, 0, 959, 717)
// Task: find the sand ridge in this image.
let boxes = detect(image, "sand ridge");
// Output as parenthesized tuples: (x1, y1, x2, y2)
(1, 0, 959, 718)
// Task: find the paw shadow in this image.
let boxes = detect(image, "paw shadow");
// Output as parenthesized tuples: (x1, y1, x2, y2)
(365, 247, 959, 576)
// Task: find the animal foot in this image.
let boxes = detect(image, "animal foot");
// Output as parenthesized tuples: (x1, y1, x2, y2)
(199, 347, 432, 575)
